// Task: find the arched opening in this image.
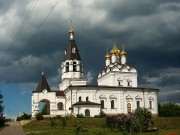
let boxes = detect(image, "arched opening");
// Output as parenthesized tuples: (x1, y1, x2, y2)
(57, 102, 63, 110)
(38, 99, 50, 115)
(66, 62, 69, 72)
(79, 96, 81, 101)
(86, 96, 89, 101)
(85, 109, 90, 117)
(149, 101, 152, 109)
(137, 101, 140, 108)
(101, 100, 104, 109)
(73, 62, 76, 71)
(111, 100, 114, 109)
(127, 103, 131, 113)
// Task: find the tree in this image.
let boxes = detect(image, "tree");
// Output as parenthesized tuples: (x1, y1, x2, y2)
(132, 107, 152, 132)
(0, 92, 4, 117)
(0, 91, 5, 127)
(159, 102, 180, 117)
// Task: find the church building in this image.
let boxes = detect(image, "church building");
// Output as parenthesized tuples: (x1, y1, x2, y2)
(32, 24, 159, 117)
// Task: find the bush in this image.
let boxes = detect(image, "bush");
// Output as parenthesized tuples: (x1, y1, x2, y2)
(76, 114, 84, 118)
(94, 111, 106, 118)
(0, 117, 5, 127)
(61, 117, 66, 129)
(36, 112, 43, 120)
(132, 107, 152, 132)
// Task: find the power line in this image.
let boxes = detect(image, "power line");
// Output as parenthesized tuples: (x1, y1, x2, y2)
(16, 0, 61, 59)
(0, 0, 38, 65)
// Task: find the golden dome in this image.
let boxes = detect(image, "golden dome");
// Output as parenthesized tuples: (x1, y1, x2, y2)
(110, 44, 121, 56)
(121, 50, 127, 56)
(121, 43, 127, 56)
(69, 26, 75, 34)
(105, 53, 110, 60)
(105, 49, 110, 60)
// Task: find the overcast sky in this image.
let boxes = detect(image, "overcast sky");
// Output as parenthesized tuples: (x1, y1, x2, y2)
(0, 0, 180, 118)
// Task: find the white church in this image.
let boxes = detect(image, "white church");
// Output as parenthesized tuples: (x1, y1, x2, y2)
(32, 24, 159, 117)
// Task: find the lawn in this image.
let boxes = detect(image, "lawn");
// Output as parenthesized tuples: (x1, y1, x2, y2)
(23, 117, 180, 135)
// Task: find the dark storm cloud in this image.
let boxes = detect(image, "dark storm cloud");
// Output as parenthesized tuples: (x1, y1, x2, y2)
(0, 0, 180, 103)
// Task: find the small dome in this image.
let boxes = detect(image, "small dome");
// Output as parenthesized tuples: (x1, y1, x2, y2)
(110, 47, 121, 56)
(121, 50, 127, 56)
(69, 26, 75, 34)
(105, 53, 110, 60)
(121, 43, 127, 56)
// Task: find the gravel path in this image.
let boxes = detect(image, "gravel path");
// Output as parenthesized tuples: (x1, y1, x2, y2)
(0, 122, 26, 135)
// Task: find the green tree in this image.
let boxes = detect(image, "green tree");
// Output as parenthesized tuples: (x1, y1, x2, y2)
(0, 91, 5, 127)
(0, 92, 4, 117)
(159, 102, 180, 117)
(132, 107, 152, 132)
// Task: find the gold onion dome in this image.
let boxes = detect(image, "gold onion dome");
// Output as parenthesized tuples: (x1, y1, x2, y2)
(69, 26, 75, 34)
(110, 38, 121, 56)
(121, 43, 127, 56)
(105, 52, 110, 60)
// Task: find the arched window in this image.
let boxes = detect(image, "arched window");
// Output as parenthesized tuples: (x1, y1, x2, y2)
(137, 101, 140, 108)
(79, 96, 81, 101)
(127, 103, 131, 113)
(73, 62, 76, 71)
(111, 100, 114, 109)
(66, 62, 69, 72)
(57, 102, 63, 110)
(101, 100, 104, 109)
(86, 97, 89, 101)
(85, 109, 90, 117)
(149, 101, 152, 109)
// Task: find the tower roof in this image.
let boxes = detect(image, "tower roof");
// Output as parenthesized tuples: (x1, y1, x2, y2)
(63, 40, 81, 61)
(35, 72, 51, 92)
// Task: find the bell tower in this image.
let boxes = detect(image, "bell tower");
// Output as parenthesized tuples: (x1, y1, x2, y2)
(59, 21, 87, 90)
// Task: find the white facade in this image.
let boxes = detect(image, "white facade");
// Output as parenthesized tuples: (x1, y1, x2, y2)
(32, 26, 159, 117)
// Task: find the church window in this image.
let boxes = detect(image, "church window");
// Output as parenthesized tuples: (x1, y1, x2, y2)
(72, 47, 76, 53)
(66, 62, 69, 72)
(101, 100, 104, 109)
(118, 80, 123, 86)
(57, 102, 63, 110)
(85, 109, 90, 117)
(73, 62, 76, 71)
(127, 81, 132, 87)
(149, 101, 152, 109)
(111, 100, 115, 109)
(86, 97, 89, 101)
(79, 96, 82, 101)
(137, 101, 140, 108)
(127, 103, 131, 113)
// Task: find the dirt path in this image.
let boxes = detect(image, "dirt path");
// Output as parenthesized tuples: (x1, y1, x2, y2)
(0, 122, 26, 135)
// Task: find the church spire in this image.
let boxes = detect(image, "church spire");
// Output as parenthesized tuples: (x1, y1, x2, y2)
(69, 20, 75, 40)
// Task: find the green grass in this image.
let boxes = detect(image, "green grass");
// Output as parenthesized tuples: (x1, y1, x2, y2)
(23, 117, 180, 135)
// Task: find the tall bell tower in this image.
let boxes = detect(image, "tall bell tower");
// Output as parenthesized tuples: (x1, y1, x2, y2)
(59, 22, 87, 90)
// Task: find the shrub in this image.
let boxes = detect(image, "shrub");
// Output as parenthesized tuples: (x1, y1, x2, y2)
(0, 117, 5, 127)
(36, 112, 43, 120)
(76, 114, 84, 118)
(61, 117, 66, 129)
(50, 117, 56, 127)
(95, 111, 107, 118)
(132, 107, 152, 132)
(74, 121, 82, 135)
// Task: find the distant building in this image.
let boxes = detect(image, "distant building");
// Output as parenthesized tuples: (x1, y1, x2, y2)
(32, 24, 159, 117)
